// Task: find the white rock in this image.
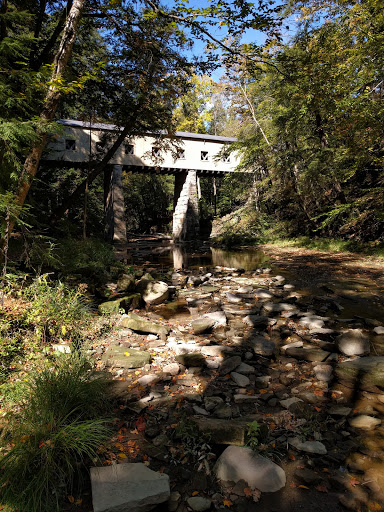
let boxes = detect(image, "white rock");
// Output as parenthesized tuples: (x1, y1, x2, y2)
(142, 281, 169, 305)
(374, 326, 384, 335)
(91, 463, 170, 512)
(337, 329, 370, 356)
(288, 437, 327, 454)
(215, 446, 286, 492)
(349, 415, 381, 430)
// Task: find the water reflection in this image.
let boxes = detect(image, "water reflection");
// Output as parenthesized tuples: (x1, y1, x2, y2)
(165, 245, 268, 270)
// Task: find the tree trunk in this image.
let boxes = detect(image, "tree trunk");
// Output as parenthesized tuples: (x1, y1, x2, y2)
(1, 0, 85, 247)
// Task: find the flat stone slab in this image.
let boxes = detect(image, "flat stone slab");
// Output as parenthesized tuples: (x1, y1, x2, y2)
(191, 317, 215, 334)
(102, 347, 151, 369)
(90, 463, 170, 512)
(194, 417, 248, 445)
(285, 347, 331, 362)
(215, 446, 286, 492)
(120, 313, 170, 338)
(335, 356, 384, 389)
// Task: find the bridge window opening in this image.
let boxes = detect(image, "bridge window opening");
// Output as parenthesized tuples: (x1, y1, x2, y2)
(65, 139, 76, 150)
(152, 147, 161, 157)
(125, 144, 134, 155)
(201, 151, 209, 161)
(177, 149, 186, 160)
(222, 155, 230, 163)
(96, 141, 105, 152)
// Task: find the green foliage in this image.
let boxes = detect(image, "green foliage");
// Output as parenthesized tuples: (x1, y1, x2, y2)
(246, 420, 261, 451)
(0, 354, 112, 512)
(0, 327, 23, 383)
(23, 275, 92, 345)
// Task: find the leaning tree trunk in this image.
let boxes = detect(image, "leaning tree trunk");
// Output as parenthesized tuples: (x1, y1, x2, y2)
(1, 0, 85, 248)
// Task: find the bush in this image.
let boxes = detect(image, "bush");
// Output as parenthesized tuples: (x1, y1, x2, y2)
(0, 354, 112, 512)
(23, 275, 92, 345)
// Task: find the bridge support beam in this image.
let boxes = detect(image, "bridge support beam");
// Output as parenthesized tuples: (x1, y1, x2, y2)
(173, 170, 199, 240)
(104, 164, 127, 244)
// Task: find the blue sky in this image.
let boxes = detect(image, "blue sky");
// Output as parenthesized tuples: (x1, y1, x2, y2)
(163, 0, 298, 80)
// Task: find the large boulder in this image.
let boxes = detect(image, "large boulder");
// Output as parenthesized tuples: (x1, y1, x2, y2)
(90, 463, 170, 512)
(214, 446, 286, 492)
(142, 281, 169, 305)
(336, 329, 370, 356)
(116, 273, 136, 293)
(120, 313, 170, 338)
(285, 347, 331, 362)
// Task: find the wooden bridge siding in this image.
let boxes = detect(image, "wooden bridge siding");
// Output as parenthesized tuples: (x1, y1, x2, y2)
(46, 126, 239, 173)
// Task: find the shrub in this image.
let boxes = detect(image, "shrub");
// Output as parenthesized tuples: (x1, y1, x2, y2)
(23, 275, 92, 345)
(0, 354, 112, 512)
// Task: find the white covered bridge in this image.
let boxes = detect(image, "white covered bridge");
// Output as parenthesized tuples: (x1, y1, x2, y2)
(44, 119, 240, 241)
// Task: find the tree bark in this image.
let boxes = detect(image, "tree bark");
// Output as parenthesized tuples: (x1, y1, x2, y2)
(2, 0, 85, 247)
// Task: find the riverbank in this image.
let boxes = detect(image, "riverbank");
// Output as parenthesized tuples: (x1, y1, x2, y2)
(2, 240, 384, 512)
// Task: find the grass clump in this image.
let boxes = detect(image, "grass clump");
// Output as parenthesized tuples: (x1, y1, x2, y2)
(0, 354, 112, 512)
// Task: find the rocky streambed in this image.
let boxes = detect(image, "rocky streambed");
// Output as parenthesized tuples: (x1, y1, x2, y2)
(88, 258, 384, 512)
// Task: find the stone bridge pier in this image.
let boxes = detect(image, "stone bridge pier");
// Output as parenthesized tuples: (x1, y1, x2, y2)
(104, 167, 200, 243)
(172, 170, 199, 241)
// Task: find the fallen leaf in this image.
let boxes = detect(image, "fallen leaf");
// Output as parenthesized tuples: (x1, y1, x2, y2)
(135, 416, 146, 432)
(252, 489, 261, 502)
(75, 498, 83, 506)
(192, 491, 199, 496)
(289, 454, 296, 461)
(298, 485, 309, 489)
(368, 502, 382, 511)
(314, 389, 324, 397)
(316, 484, 328, 493)
(223, 499, 233, 507)
(124, 352, 130, 357)
(350, 477, 360, 487)
(118, 453, 127, 459)
(68, 496, 75, 504)
(244, 487, 253, 497)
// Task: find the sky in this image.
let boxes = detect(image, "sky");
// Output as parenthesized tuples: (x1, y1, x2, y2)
(163, 0, 298, 81)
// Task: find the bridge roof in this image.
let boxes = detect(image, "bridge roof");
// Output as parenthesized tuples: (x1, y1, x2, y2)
(57, 119, 237, 144)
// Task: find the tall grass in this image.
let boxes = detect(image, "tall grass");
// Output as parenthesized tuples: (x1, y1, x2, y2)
(0, 354, 112, 512)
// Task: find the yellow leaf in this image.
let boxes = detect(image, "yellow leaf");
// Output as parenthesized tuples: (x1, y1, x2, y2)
(143, 460, 150, 466)
(61, 326, 66, 335)
(75, 498, 83, 506)
(223, 499, 233, 507)
(298, 485, 309, 489)
(192, 491, 199, 496)
(124, 352, 131, 357)
(68, 495, 75, 503)
(118, 453, 127, 459)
